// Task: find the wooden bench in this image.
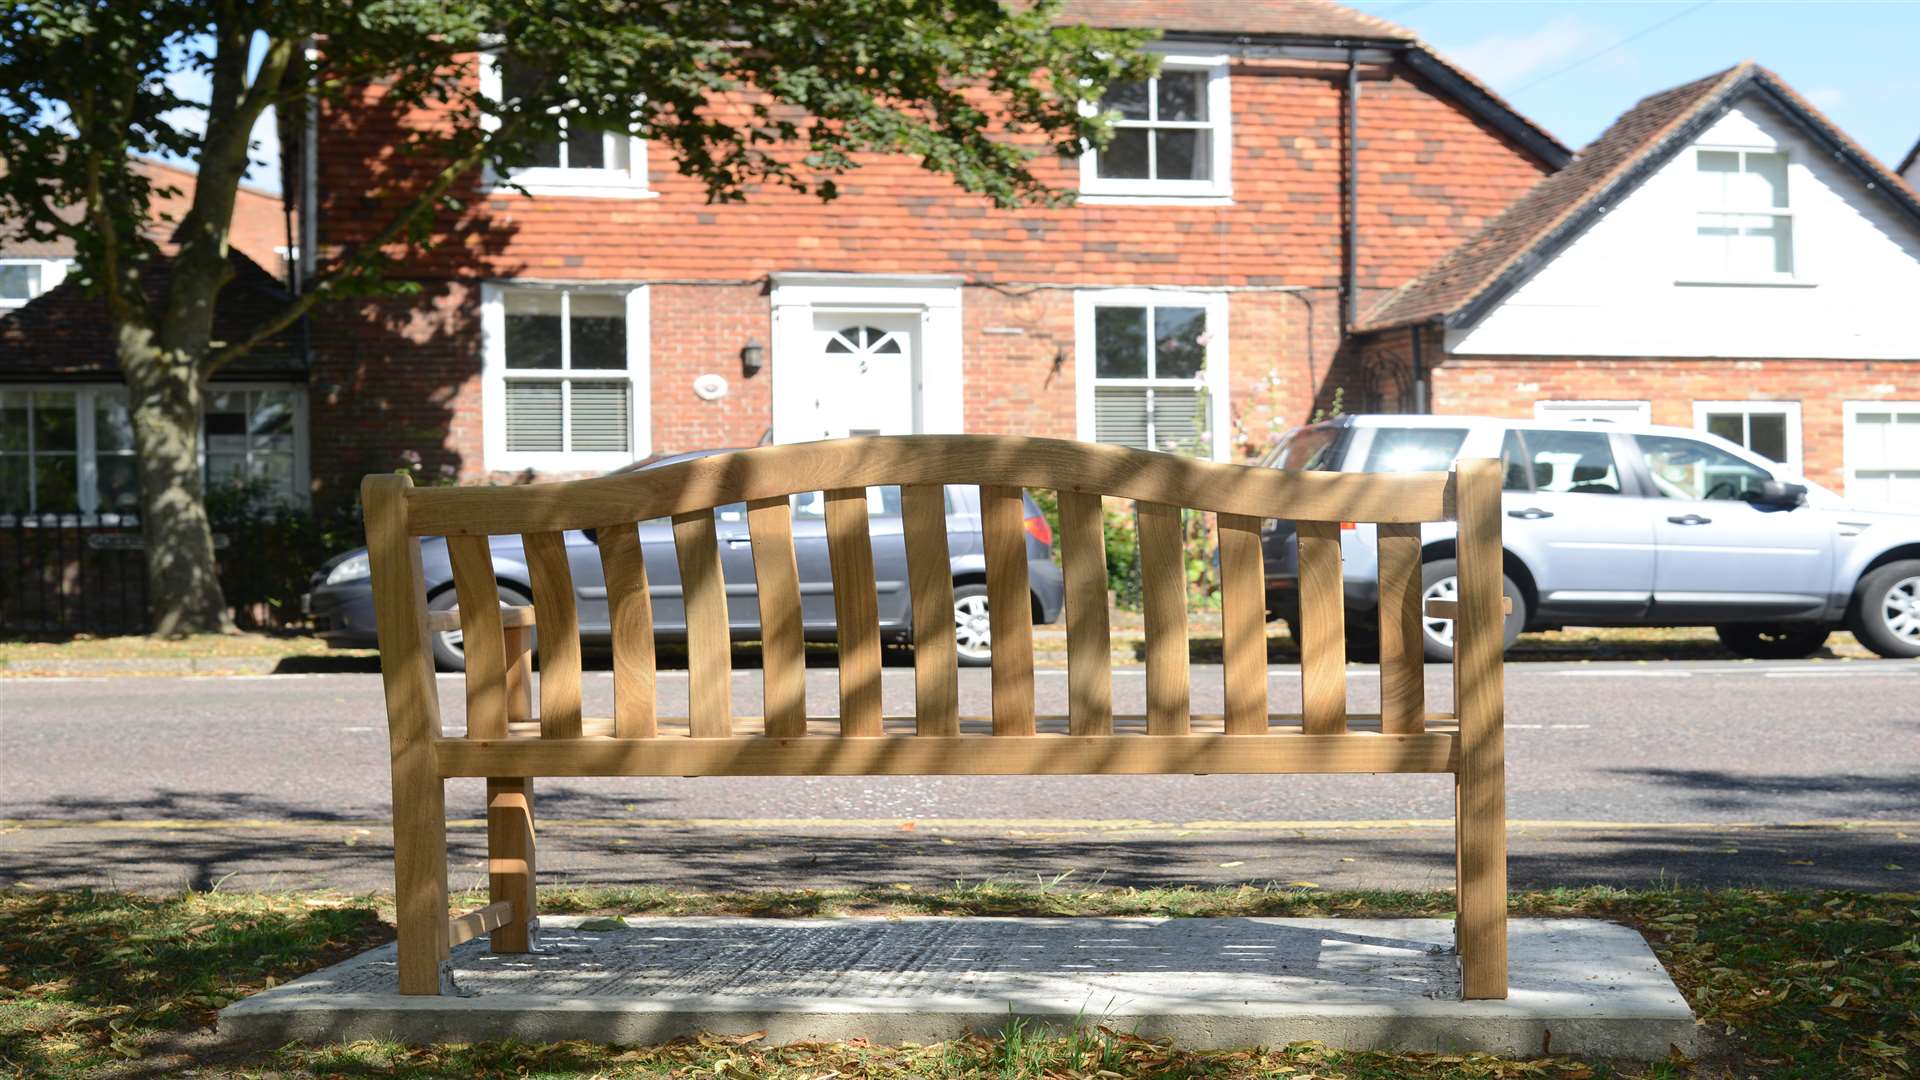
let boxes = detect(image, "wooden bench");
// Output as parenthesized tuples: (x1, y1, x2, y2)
(363, 435, 1509, 1000)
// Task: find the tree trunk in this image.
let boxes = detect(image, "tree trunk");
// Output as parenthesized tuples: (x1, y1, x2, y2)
(119, 323, 231, 636)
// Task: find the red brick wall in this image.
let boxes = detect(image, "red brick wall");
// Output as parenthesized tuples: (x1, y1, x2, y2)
(1429, 354, 1920, 494)
(650, 283, 774, 451)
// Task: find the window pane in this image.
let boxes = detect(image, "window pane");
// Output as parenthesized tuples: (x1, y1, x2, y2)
(1500, 430, 1531, 490)
(1101, 80, 1148, 120)
(504, 290, 564, 369)
(502, 61, 563, 169)
(1094, 307, 1148, 378)
(1155, 129, 1209, 181)
(1748, 412, 1789, 463)
(97, 456, 139, 512)
(565, 121, 605, 169)
(1156, 71, 1207, 122)
(207, 451, 249, 492)
(1152, 306, 1207, 378)
(1695, 149, 1738, 206)
(0, 455, 25, 512)
(33, 391, 76, 452)
(1097, 128, 1150, 179)
(205, 392, 248, 468)
(1704, 412, 1744, 445)
(569, 380, 630, 452)
(569, 292, 627, 370)
(1636, 434, 1772, 501)
(34, 454, 78, 513)
(1093, 386, 1149, 449)
(1150, 386, 1207, 455)
(0, 264, 41, 301)
(1740, 151, 1788, 210)
(252, 451, 296, 501)
(504, 381, 564, 452)
(95, 392, 134, 453)
(1520, 429, 1620, 495)
(0, 390, 26, 452)
(1363, 427, 1467, 473)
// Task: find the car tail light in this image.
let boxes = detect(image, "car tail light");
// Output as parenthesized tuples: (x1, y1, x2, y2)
(1340, 521, 1356, 530)
(1024, 511, 1053, 546)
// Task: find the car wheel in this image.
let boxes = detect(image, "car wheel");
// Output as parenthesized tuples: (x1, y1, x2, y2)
(1850, 559, 1920, 659)
(1714, 623, 1831, 660)
(952, 583, 994, 667)
(428, 584, 535, 673)
(1419, 558, 1525, 663)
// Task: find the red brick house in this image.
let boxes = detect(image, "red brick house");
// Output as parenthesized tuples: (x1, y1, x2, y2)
(304, 0, 1569, 501)
(1351, 63, 1920, 505)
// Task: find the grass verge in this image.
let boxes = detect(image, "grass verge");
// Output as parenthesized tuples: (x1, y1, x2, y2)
(1, 884, 1914, 1078)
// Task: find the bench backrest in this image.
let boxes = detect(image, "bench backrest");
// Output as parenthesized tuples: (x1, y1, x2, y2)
(363, 435, 1504, 774)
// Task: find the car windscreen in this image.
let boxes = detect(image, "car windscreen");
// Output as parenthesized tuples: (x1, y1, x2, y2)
(1263, 426, 1348, 472)
(1359, 427, 1468, 473)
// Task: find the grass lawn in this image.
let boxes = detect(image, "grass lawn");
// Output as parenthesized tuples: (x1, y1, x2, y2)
(0, 884, 1913, 1078)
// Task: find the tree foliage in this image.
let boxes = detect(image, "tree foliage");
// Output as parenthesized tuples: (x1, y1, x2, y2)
(0, 0, 1155, 633)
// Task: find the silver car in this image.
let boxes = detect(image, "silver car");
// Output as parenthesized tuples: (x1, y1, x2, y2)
(1261, 414, 1920, 661)
(308, 450, 1067, 670)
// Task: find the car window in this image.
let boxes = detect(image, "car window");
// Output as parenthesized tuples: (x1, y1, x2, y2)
(792, 485, 903, 519)
(1500, 431, 1532, 491)
(1263, 426, 1345, 471)
(1360, 427, 1467, 473)
(1516, 429, 1621, 495)
(1635, 435, 1774, 501)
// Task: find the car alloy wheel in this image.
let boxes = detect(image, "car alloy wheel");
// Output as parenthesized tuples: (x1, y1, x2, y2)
(1881, 574, 1920, 646)
(953, 588, 993, 664)
(1421, 575, 1459, 649)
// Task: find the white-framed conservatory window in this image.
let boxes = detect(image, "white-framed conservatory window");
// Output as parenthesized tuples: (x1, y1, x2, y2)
(0, 259, 70, 309)
(0, 384, 307, 515)
(481, 283, 651, 472)
(1690, 148, 1794, 281)
(1080, 56, 1232, 200)
(1693, 400, 1801, 470)
(1073, 289, 1229, 461)
(476, 53, 652, 199)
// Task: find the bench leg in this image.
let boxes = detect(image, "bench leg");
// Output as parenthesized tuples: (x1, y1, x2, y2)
(488, 777, 536, 953)
(1456, 768, 1508, 999)
(393, 774, 450, 995)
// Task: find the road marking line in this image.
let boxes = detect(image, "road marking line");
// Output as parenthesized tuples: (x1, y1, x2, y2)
(6, 816, 1917, 833)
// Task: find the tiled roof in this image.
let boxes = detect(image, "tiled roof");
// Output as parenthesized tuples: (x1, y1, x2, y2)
(1360, 63, 1920, 332)
(1899, 135, 1920, 178)
(0, 251, 303, 379)
(1058, 0, 1416, 40)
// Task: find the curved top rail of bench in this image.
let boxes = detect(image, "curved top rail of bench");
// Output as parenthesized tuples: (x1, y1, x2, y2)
(402, 435, 1458, 537)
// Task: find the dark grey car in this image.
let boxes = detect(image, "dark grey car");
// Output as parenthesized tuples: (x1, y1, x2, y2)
(306, 450, 1066, 670)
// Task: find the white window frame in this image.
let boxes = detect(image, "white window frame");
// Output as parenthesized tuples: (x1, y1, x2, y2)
(1079, 54, 1232, 202)
(1532, 400, 1652, 425)
(481, 282, 651, 472)
(1685, 145, 1797, 285)
(1842, 400, 1920, 506)
(1692, 399, 1802, 472)
(1073, 288, 1230, 462)
(475, 52, 654, 200)
(0, 382, 308, 515)
(0, 258, 71, 310)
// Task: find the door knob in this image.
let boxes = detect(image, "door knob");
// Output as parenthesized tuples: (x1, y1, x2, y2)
(1667, 514, 1712, 526)
(1508, 507, 1554, 520)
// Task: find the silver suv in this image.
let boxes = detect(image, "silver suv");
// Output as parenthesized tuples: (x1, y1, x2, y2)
(1260, 414, 1920, 661)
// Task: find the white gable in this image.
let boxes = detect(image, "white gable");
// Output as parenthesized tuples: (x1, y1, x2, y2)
(1447, 96, 1920, 360)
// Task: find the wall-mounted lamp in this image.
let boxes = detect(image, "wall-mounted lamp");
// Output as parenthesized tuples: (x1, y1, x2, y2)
(740, 338, 765, 377)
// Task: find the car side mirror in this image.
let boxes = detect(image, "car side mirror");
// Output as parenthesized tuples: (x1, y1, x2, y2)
(1754, 480, 1807, 508)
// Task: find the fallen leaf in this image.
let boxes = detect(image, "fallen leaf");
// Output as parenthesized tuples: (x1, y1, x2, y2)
(898, 822, 916, 832)
(1286, 881, 1320, 889)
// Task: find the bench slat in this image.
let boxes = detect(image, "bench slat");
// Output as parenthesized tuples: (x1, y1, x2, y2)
(1376, 521, 1425, 735)
(596, 524, 657, 739)
(1137, 501, 1190, 736)
(825, 489, 884, 738)
(981, 485, 1036, 737)
(747, 497, 808, 739)
(672, 510, 733, 739)
(901, 485, 960, 737)
(522, 531, 583, 740)
(435, 731, 1461, 778)
(447, 535, 509, 740)
(1297, 520, 1348, 735)
(1217, 512, 1269, 735)
(1058, 491, 1112, 736)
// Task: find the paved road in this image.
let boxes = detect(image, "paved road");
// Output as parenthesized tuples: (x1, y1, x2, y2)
(4, 661, 1916, 892)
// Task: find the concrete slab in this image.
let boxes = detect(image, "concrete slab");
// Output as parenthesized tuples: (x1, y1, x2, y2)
(220, 916, 1695, 1059)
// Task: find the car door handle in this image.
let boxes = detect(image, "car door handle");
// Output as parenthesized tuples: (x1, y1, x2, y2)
(725, 537, 754, 546)
(1508, 507, 1554, 520)
(1667, 514, 1712, 526)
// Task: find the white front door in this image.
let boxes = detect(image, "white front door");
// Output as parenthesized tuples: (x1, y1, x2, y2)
(802, 313, 921, 440)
